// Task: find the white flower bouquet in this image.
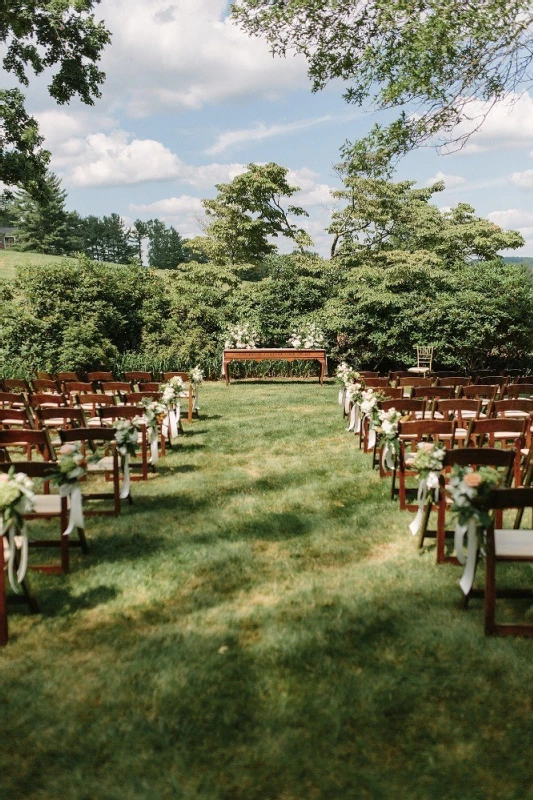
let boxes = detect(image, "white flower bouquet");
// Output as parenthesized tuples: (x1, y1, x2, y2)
(335, 362, 361, 388)
(225, 324, 259, 349)
(114, 418, 140, 458)
(50, 443, 87, 486)
(190, 366, 204, 385)
(411, 441, 446, 482)
(449, 465, 502, 529)
(376, 407, 402, 450)
(0, 468, 35, 528)
(161, 376, 185, 407)
(142, 399, 167, 433)
(288, 322, 325, 349)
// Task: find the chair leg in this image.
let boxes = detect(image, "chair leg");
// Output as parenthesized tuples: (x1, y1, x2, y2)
(484, 541, 496, 635)
(0, 542, 8, 646)
(77, 527, 89, 555)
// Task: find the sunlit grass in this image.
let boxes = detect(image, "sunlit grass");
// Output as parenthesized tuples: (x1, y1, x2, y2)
(2, 381, 533, 799)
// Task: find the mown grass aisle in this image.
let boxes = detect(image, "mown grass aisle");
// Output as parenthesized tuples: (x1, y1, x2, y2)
(2, 381, 533, 800)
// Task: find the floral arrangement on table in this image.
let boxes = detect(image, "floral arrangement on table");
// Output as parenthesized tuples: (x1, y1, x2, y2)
(114, 418, 140, 458)
(409, 442, 446, 536)
(448, 464, 503, 595)
(0, 468, 35, 592)
(225, 324, 259, 349)
(375, 407, 403, 468)
(287, 322, 325, 349)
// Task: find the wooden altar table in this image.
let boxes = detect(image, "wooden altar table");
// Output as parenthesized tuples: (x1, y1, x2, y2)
(223, 348, 327, 385)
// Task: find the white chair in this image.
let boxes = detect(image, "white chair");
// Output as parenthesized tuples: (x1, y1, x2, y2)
(407, 346, 434, 376)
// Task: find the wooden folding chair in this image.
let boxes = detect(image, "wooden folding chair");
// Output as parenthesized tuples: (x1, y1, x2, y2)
(412, 386, 455, 401)
(461, 384, 499, 404)
(0, 428, 56, 463)
(418, 448, 515, 564)
(394, 419, 456, 510)
(98, 406, 151, 480)
(0, 407, 34, 431)
(62, 381, 93, 399)
(55, 371, 79, 383)
(124, 371, 153, 383)
(3, 379, 30, 393)
(375, 398, 426, 475)
(29, 392, 67, 410)
(86, 371, 114, 383)
(472, 487, 533, 635)
(0, 391, 27, 410)
(0, 459, 87, 575)
(32, 378, 60, 394)
(100, 381, 132, 396)
(160, 373, 195, 422)
(59, 427, 122, 515)
(506, 384, 533, 399)
(432, 398, 484, 445)
(491, 399, 533, 420)
(1, 520, 40, 646)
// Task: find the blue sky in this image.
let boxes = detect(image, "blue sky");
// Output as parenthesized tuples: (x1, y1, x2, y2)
(7, 0, 533, 256)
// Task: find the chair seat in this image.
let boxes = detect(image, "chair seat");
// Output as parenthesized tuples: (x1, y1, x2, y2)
(87, 456, 115, 472)
(31, 495, 62, 515)
(495, 529, 533, 559)
(499, 411, 530, 418)
(493, 431, 523, 439)
(407, 367, 430, 374)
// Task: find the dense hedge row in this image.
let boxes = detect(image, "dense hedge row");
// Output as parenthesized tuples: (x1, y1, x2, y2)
(2, 252, 533, 378)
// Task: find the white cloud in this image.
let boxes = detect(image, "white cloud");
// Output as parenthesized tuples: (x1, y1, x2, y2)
(510, 168, 533, 189)
(97, 0, 309, 116)
(447, 92, 533, 154)
(55, 130, 185, 187)
(131, 196, 204, 216)
(425, 170, 466, 189)
(207, 115, 335, 155)
(488, 209, 533, 229)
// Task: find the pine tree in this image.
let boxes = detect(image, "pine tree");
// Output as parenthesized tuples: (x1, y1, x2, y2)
(147, 219, 186, 269)
(11, 171, 78, 255)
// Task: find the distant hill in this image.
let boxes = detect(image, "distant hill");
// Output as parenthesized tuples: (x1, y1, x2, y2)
(0, 250, 154, 281)
(503, 256, 533, 269)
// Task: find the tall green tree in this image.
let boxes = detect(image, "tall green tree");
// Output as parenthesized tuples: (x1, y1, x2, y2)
(10, 171, 78, 255)
(146, 219, 187, 269)
(77, 213, 137, 264)
(233, 0, 533, 154)
(328, 143, 524, 263)
(199, 162, 312, 265)
(130, 219, 150, 266)
(1, 2, 111, 195)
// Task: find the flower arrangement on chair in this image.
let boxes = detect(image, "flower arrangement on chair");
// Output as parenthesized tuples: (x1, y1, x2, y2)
(114, 418, 140, 499)
(376, 407, 402, 470)
(0, 468, 35, 593)
(50, 443, 88, 537)
(448, 464, 502, 595)
(409, 442, 446, 536)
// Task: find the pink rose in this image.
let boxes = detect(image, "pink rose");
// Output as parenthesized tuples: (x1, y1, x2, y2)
(59, 444, 75, 456)
(464, 472, 483, 488)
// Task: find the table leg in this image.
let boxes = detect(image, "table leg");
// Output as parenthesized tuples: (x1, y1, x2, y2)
(224, 361, 230, 385)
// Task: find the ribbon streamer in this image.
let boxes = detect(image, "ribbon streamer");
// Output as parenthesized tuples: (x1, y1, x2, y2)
(381, 441, 396, 471)
(120, 453, 131, 500)
(149, 429, 159, 465)
(2, 521, 28, 594)
(338, 388, 345, 406)
(348, 402, 360, 432)
(367, 423, 377, 451)
(59, 484, 84, 536)
(344, 392, 352, 416)
(455, 519, 479, 595)
(193, 385, 200, 412)
(409, 472, 440, 536)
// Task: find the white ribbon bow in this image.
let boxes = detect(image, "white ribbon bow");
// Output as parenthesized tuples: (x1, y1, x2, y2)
(348, 402, 360, 432)
(59, 483, 84, 536)
(409, 472, 440, 536)
(2, 521, 28, 594)
(162, 407, 179, 440)
(455, 519, 479, 595)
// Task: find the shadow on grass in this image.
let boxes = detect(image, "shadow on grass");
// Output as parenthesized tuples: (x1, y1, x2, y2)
(35, 584, 119, 617)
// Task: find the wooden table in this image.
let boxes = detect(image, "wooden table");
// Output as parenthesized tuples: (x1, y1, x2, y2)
(223, 348, 327, 385)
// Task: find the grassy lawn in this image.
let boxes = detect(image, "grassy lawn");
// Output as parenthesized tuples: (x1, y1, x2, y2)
(0, 250, 136, 281)
(2, 381, 533, 799)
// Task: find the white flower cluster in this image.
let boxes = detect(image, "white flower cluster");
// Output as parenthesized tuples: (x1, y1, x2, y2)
(114, 418, 140, 457)
(336, 362, 360, 388)
(161, 376, 185, 407)
(0, 469, 35, 521)
(288, 322, 325, 349)
(190, 366, 204, 385)
(377, 407, 402, 437)
(56, 443, 87, 484)
(142, 400, 167, 432)
(360, 388, 379, 416)
(225, 324, 259, 349)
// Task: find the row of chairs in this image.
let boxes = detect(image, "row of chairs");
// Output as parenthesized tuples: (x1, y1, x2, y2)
(0, 386, 186, 644)
(342, 385, 533, 636)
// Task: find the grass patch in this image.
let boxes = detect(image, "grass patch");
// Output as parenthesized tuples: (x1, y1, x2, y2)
(2, 382, 533, 799)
